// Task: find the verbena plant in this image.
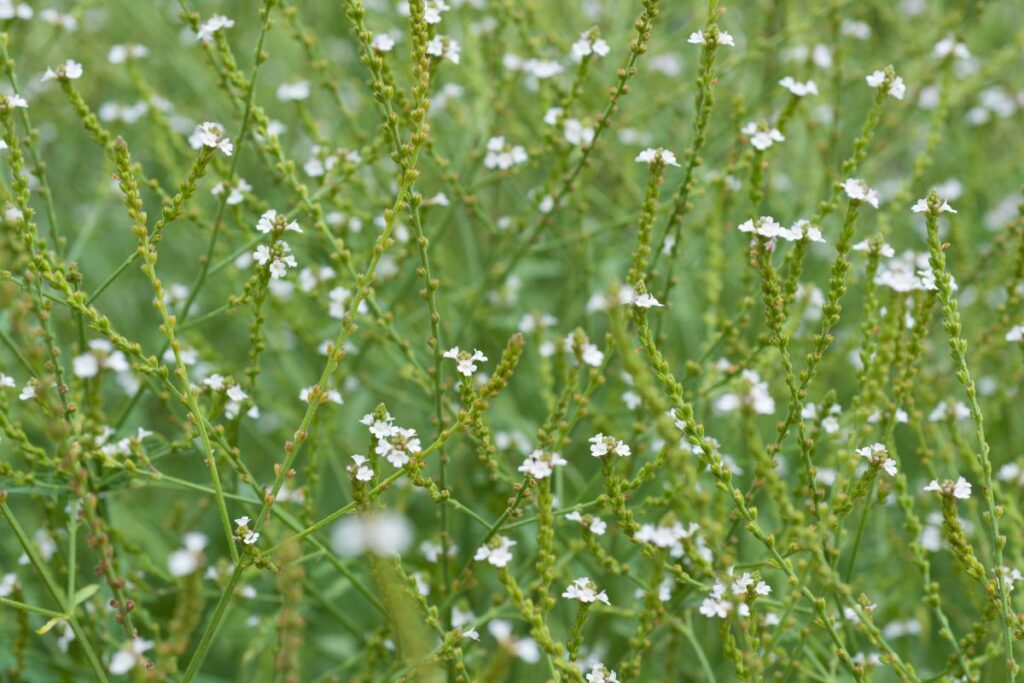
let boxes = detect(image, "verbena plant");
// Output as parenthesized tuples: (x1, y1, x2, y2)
(1, 0, 1023, 680)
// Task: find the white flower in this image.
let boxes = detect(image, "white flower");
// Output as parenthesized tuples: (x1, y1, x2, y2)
(18, 382, 36, 401)
(633, 293, 663, 309)
(256, 209, 302, 234)
(1006, 325, 1024, 342)
(108, 44, 148, 64)
(934, 35, 970, 60)
(779, 76, 818, 97)
(855, 442, 897, 477)
(194, 122, 234, 156)
(210, 177, 251, 206)
(566, 511, 607, 535)
(299, 386, 343, 405)
(242, 531, 260, 545)
(517, 449, 567, 479)
(423, 0, 450, 24)
(571, 32, 610, 61)
(443, 346, 488, 377)
(699, 582, 732, 619)
(331, 512, 413, 557)
(581, 342, 604, 367)
(911, 197, 957, 214)
(737, 215, 787, 239)
(168, 532, 208, 577)
(785, 219, 825, 243)
(923, 476, 972, 499)
(484, 136, 528, 170)
(0, 373, 15, 389)
(371, 34, 395, 52)
(41, 60, 83, 82)
(348, 454, 374, 482)
(563, 119, 595, 147)
(276, 80, 310, 102)
(585, 663, 620, 682)
(108, 637, 153, 676)
(196, 14, 235, 43)
(865, 69, 906, 100)
(852, 239, 895, 258)
(562, 577, 610, 605)
(0, 93, 28, 109)
(426, 36, 460, 64)
(688, 30, 734, 47)
(842, 178, 880, 208)
(740, 122, 785, 151)
(474, 535, 516, 567)
(635, 147, 680, 167)
(589, 433, 631, 458)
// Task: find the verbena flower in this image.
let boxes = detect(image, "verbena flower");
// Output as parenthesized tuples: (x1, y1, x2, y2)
(474, 535, 516, 567)
(562, 577, 610, 605)
(923, 476, 972, 499)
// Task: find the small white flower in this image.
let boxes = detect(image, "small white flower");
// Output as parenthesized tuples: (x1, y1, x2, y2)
(443, 346, 488, 377)
(276, 80, 310, 102)
(633, 293, 663, 309)
(740, 122, 785, 151)
(923, 476, 972, 499)
(167, 532, 208, 577)
(589, 433, 631, 458)
(562, 577, 610, 605)
(108, 44, 148, 64)
(484, 136, 528, 170)
(41, 59, 83, 82)
(426, 36, 460, 64)
(474, 535, 516, 567)
(585, 663, 620, 682)
(855, 442, 897, 477)
(911, 197, 957, 214)
(688, 30, 734, 47)
(196, 14, 235, 43)
(635, 147, 680, 167)
(348, 454, 374, 482)
(842, 178, 880, 208)
(256, 209, 302, 234)
(371, 34, 395, 52)
(195, 122, 234, 156)
(18, 382, 36, 401)
(865, 69, 906, 100)
(0, 94, 28, 110)
(738, 215, 787, 239)
(423, 0, 450, 24)
(108, 637, 153, 676)
(571, 31, 610, 61)
(242, 531, 260, 545)
(779, 76, 818, 97)
(1006, 325, 1024, 342)
(517, 449, 568, 480)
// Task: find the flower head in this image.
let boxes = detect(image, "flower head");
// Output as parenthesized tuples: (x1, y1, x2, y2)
(194, 122, 234, 156)
(589, 433, 631, 458)
(635, 147, 680, 167)
(474, 535, 516, 567)
(562, 577, 610, 605)
(517, 449, 568, 479)
(923, 476, 972, 500)
(196, 14, 235, 43)
(842, 178, 880, 208)
(443, 347, 488, 377)
(911, 197, 957, 214)
(866, 69, 906, 100)
(855, 442, 898, 477)
(41, 59, 83, 82)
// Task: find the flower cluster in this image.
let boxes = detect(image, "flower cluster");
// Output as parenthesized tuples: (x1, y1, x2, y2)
(360, 411, 422, 468)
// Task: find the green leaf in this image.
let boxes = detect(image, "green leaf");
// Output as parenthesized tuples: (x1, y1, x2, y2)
(36, 617, 63, 635)
(72, 584, 100, 607)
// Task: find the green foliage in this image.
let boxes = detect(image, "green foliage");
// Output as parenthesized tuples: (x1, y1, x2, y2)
(2, 1, 1024, 681)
